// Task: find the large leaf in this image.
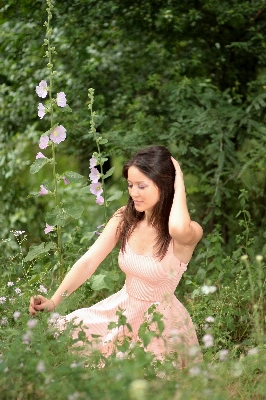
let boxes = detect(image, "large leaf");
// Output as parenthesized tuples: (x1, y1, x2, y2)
(90, 274, 110, 290)
(30, 158, 48, 174)
(64, 171, 85, 183)
(64, 203, 84, 219)
(103, 166, 115, 179)
(46, 206, 67, 226)
(24, 242, 55, 262)
(107, 191, 123, 202)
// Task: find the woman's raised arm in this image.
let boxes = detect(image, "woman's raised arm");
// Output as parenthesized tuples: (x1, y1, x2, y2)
(168, 157, 203, 247)
(29, 208, 123, 315)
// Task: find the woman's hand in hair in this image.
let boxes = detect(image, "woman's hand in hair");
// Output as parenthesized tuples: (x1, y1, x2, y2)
(171, 157, 185, 192)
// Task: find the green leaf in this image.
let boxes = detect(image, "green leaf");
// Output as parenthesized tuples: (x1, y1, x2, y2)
(43, 124, 58, 136)
(103, 166, 115, 179)
(46, 206, 67, 226)
(24, 242, 55, 262)
(98, 138, 108, 144)
(64, 203, 84, 219)
(90, 274, 110, 290)
(79, 186, 91, 194)
(58, 104, 72, 113)
(107, 191, 123, 202)
(64, 171, 85, 183)
(30, 158, 48, 174)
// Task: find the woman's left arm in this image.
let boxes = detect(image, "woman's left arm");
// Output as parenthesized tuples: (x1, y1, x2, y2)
(169, 157, 203, 246)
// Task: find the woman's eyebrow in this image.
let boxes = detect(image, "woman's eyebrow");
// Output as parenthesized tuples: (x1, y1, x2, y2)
(127, 180, 148, 184)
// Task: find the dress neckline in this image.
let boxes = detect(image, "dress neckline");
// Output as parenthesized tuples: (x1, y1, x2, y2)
(126, 240, 189, 266)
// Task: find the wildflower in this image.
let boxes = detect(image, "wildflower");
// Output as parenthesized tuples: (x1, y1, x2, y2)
(36, 80, 48, 98)
(256, 255, 263, 262)
(1, 317, 8, 325)
(7, 281, 14, 287)
(38, 103, 46, 119)
(36, 360, 46, 373)
(205, 316, 215, 323)
(89, 167, 101, 183)
(22, 331, 32, 344)
(39, 135, 49, 149)
(9, 298, 15, 304)
(0, 297, 6, 304)
(56, 92, 67, 107)
(27, 319, 38, 329)
(90, 182, 103, 197)
(201, 285, 217, 295)
(13, 311, 21, 320)
(189, 366, 201, 376)
(15, 288, 21, 295)
(90, 156, 97, 168)
(96, 195, 104, 205)
(202, 333, 214, 348)
(219, 349, 229, 361)
(241, 254, 248, 260)
(39, 185, 48, 196)
(38, 284, 48, 294)
(44, 223, 54, 234)
(248, 347, 259, 356)
(13, 231, 25, 236)
(36, 152, 45, 159)
(50, 125, 66, 144)
(63, 177, 69, 185)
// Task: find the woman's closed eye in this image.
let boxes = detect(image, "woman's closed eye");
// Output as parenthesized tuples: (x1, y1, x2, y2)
(127, 184, 146, 190)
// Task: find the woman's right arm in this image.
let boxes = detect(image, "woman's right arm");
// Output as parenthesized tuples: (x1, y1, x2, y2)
(29, 208, 124, 315)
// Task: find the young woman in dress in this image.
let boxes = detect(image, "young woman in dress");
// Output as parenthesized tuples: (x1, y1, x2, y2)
(29, 145, 203, 367)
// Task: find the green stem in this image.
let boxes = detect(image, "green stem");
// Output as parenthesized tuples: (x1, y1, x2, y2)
(47, 0, 63, 281)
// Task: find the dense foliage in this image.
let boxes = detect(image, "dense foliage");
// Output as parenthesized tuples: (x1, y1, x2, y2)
(0, 1, 266, 398)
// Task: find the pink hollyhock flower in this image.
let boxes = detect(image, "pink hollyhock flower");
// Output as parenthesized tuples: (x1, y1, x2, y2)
(96, 195, 104, 205)
(56, 92, 67, 107)
(38, 103, 46, 119)
(36, 80, 48, 98)
(44, 223, 54, 234)
(89, 167, 101, 183)
(90, 182, 103, 197)
(63, 177, 69, 185)
(39, 185, 48, 196)
(36, 152, 45, 159)
(39, 135, 49, 149)
(50, 125, 66, 144)
(90, 156, 97, 168)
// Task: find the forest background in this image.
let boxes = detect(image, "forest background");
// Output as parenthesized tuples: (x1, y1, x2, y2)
(0, 1, 266, 399)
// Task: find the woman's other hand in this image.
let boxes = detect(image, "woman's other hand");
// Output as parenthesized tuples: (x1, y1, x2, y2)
(29, 295, 55, 315)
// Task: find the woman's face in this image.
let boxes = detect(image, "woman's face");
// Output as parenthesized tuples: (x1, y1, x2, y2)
(127, 166, 160, 214)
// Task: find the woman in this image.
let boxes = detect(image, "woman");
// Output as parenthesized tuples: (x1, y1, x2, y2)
(29, 145, 203, 367)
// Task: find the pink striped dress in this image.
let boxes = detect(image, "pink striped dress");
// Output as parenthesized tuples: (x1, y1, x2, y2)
(55, 240, 201, 367)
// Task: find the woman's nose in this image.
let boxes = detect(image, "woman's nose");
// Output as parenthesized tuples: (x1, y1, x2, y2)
(130, 186, 139, 197)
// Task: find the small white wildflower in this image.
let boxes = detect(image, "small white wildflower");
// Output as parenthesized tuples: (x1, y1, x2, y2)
(219, 349, 229, 361)
(256, 255, 263, 262)
(38, 284, 48, 294)
(13, 230, 25, 236)
(22, 331, 32, 344)
(189, 366, 201, 376)
(1, 317, 8, 325)
(202, 334, 214, 348)
(7, 281, 14, 287)
(241, 254, 248, 260)
(9, 298, 15, 304)
(201, 285, 217, 295)
(188, 345, 201, 357)
(36, 360, 46, 373)
(13, 311, 21, 321)
(68, 392, 80, 400)
(27, 319, 38, 329)
(4, 367, 9, 373)
(15, 288, 21, 295)
(248, 347, 258, 356)
(205, 316, 215, 323)
(0, 297, 6, 304)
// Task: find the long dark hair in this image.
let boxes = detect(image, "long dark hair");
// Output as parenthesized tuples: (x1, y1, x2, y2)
(119, 145, 175, 260)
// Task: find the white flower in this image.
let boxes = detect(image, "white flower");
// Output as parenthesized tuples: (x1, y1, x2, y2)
(202, 334, 214, 348)
(22, 331, 32, 344)
(189, 366, 201, 376)
(201, 285, 217, 295)
(205, 316, 215, 323)
(219, 349, 229, 361)
(36, 360, 46, 373)
(27, 319, 38, 329)
(0, 297, 6, 304)
(13, 311, 21, 321)
(256, 255, 263, 262)
(15, 288, 21, 295)
(7, 281, 14, 287)
(38, 284, 48, 294)
(248, 347, 259, 356)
